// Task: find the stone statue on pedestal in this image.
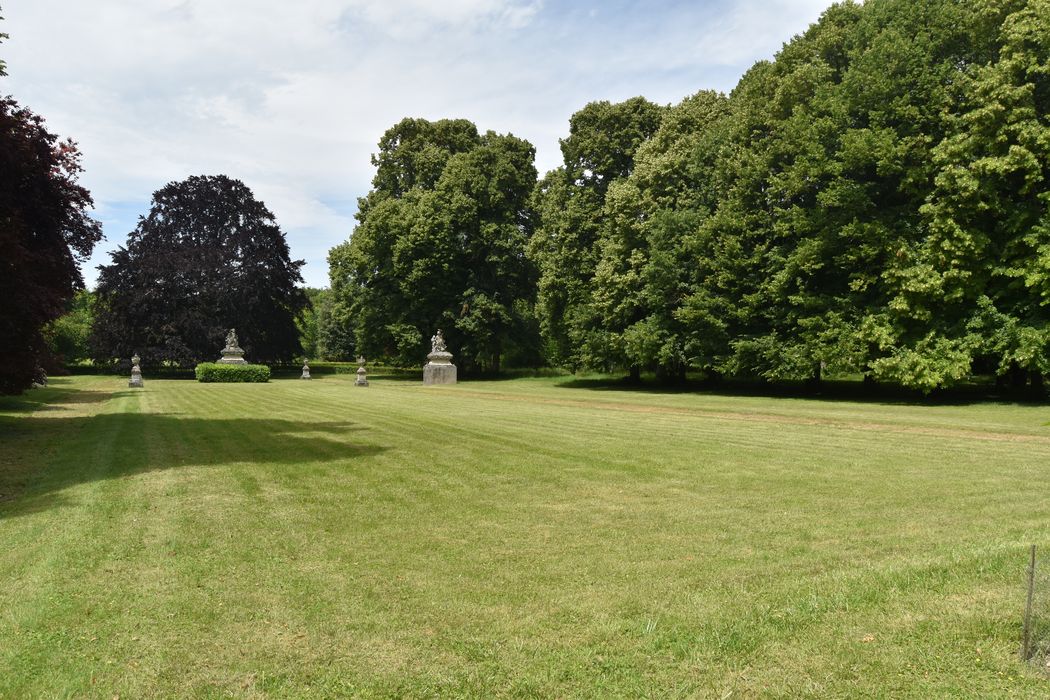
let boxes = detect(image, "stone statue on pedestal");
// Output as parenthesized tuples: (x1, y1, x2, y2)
(301, 359, 311, 380)
(423, 329, 457, 385)
(216, 328, 248, 364)
(355, 356, 369, 387)
(129, 353, 144, 388)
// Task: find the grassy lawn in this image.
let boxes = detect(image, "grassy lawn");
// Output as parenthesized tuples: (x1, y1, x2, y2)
(2, 374, 1049, 697)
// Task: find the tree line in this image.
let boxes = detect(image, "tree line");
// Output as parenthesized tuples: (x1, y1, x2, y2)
(3, 0, 1048, 393)
(332, 0, 1050, 390)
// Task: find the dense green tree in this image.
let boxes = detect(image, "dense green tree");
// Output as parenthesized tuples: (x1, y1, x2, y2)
(93, 175, 306, 365)
(677, 0, 1026, 390)
(295, 287, 355, 361)
(314, 289, 355, 361)
(588, 91, 731, 380)
(528, 97, 665, 371)
(329, 0, 1046, 392)
(296, 287, 324, 359)
(330, 119, 537, 372)
(900, 0, 1049, 389)
(44, 289, 95, 366)
(329, 118, 481, 365)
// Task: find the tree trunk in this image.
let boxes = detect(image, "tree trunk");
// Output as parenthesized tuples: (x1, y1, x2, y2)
(1011, 362, 1027, 391)
(1031, 370, 1044, 393)
(805, 361, 822, 390)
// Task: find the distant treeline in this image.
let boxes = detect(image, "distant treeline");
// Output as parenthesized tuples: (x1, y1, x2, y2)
(329, 0, 1050, 390)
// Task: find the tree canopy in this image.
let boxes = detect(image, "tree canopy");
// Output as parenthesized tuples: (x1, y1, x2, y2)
(92, 175, 307, 366)
(519, 0, 1050, 392)
(0, 43, 102, 393)
(329, 118, 538, 373)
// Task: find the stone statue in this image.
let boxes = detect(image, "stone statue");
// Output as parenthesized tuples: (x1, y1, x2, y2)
(216, 328, 248, 364)
(300, 359, 311, 380)
(424, 329, 456, 385)
(129, 352, 144, 388)
(431, 329, 447, 354)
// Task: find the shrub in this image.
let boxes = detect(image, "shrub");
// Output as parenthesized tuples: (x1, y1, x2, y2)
(194, 362, 270, 383)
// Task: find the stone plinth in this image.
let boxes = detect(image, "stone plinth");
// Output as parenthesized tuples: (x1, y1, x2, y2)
(216, 328, 248, 364)
(423, 350, 457, 385)
(217, 347, 247, 364)
(355, 366, 369, 386)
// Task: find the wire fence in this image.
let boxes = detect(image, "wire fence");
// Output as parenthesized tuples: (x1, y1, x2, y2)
(1022, 545, 1050, 672)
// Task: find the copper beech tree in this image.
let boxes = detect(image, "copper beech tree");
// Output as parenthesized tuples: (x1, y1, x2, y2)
(0, 94, 102, 393)
(92, 175, 307, 366)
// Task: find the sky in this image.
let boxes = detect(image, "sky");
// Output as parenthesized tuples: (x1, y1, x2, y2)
(1, 0, 834, 289)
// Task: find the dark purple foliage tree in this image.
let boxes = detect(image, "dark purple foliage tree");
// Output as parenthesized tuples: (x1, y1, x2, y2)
(92, 175, 307, 366)
(0, 91, 102, 393)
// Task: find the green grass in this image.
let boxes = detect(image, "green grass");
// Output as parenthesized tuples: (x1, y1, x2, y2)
(1, 374, 1049, 697)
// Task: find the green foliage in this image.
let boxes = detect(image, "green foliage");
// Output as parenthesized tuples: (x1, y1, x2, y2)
(43, 290, 94, 365)
(296, 287, 323, 359)
(589, 91, 731, 379)
(534, 0, 1046, 393)
(529, 97, 665, 371)
(328, 0, 1048, 392)
(330, 119, 538, 373)
(194, 362, 271, 383)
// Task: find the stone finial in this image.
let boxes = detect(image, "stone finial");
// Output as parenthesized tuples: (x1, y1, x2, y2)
(129, 352, 144, 388)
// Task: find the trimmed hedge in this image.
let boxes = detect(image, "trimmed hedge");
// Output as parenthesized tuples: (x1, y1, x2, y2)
(194, 362, 271, 383)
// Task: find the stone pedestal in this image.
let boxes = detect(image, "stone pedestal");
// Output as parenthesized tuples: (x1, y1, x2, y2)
(423, 351, 457, 385)
(355, 366, 369, 386)
(129, 353, 144, 388)
(217, 347, 247, 364)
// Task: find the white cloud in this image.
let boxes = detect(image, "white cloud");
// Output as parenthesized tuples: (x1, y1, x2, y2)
(1, 0, 833, 287)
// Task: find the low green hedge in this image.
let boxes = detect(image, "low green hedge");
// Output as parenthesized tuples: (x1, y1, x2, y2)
(194, 362, 271, 383)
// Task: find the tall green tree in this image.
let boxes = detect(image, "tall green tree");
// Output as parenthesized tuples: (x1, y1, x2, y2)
(44, 289, 95, 366)
(296, 287, 324, 359)
(528, 97, 664, 371)
(588, 91, 731, 380)
(906, 0, 1049, 389)
(686, 0, 1020, 389)
(330, 119, 537, 373)
(93, 175, 306, 365)
(329, 118, 480, 365)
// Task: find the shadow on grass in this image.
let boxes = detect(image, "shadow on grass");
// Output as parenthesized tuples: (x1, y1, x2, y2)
(554, 375, 1049, 407)
(0, 412, 386, 520)
(0, 380, 124, 415)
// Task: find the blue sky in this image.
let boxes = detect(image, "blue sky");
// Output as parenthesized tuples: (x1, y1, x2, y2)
(1, 0, 833, 288)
